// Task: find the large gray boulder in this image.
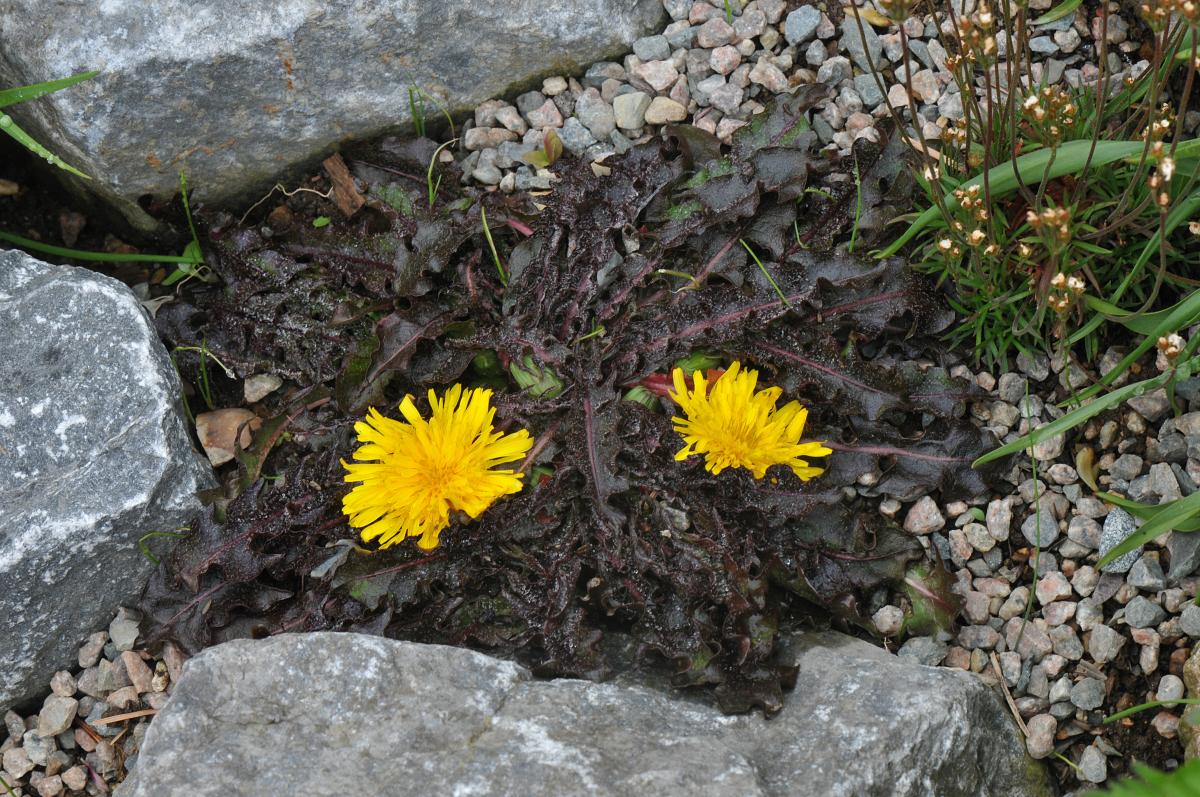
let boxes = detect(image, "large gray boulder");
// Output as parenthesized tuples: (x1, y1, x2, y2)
(0, 0, 665, 230)
(0, 250, 213, 710)
(120, 631, 1052, 797)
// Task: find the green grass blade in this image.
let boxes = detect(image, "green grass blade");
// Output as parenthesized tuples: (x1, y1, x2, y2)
(1103, 698, 1200, 724)
(1097, 491, 1200, 568)
(740, 239, 791, 308)
(1097, 492, 1200, 531)
(1032, 0, 1082, 24)
(0, 113, 90, 178)
(0, 230, 201, 264)
(973, 370, 1172, 467)
(879, 139, 1200, 257)
(1069, 189, 1200, 347)
(1084, 284, 1200, 337)
(1175, 29, 1199, 61)
(0, 70, 97, 108)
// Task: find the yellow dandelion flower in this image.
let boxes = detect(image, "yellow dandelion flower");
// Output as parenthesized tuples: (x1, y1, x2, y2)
(342, 385, 534, 550)
(669, 361, 831, 480)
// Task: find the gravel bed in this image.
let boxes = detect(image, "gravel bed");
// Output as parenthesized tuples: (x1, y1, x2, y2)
(873, 346, 1200, 789)
(452, 0, 1199, 192)
(0, 609, 187, 796)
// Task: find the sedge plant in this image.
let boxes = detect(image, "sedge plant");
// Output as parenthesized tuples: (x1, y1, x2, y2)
(860, 0, 1200, 369)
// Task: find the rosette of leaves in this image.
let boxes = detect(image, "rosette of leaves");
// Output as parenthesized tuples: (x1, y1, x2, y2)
(145, 90, 997, 714)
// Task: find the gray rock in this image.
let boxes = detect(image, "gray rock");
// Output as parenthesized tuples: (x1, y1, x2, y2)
(1108, 453, 1147, 480)
(938, 89, 964, 119)
(1124, 595, 1166, 628)
(633, 34, 672, 62)
(1129, 390, 1171, 422)
(997, 373, 1027, 404)
(1157, 674, 1185, 701)
(1016, 351, 1050, 382)
(4, 709, 25, 741)
(903, 496, 945, 535)
(1029, 35, 1058, 53)
(706, 83, 744, 114)
(517, 89, 551, 115)
(1067, 516, 1101, 549)
(1050, 625, 1084, 660)
(1048, 676, 1072, 704)
(1180, 604, 1200, 637)
(1099, 508, 1142, 573)
(1025, 714, 1056, 759)
(1021, 505, 1059, 547)
(1070, 678, 1105, 709)
(119, 632, 1051, 797)
(1091, 573, 1125, 606)
(958, 625, 1001, 650)
(1079, 744, 1107, 783)
(784, 5, 822, 45)
(2, 747, 34, 779)
(575, 88, 616, 139)
(839, 16, 882, 72)
(22, 729, 55, 767)
(1128, 553, 1167, 591)
(986, 499, 1012, 541)
(1087, 624, 1126, 663)
(0, 0, 665, 230)
(663, 21, 695, 49)
(853, 74, 885, 107)
(1004, 618, 1053, 661)
(37, 695, 78, 737)
(1148, 462, 1182, 500)
(85, 701, 120, 738)
(613, 92, 653, 130)
(897, 635, 948, 666)
(109, 607, 141, 652)
(557, 117, 599, 156)
(816, 56, 852, 86)
(0, 252, 212, 711)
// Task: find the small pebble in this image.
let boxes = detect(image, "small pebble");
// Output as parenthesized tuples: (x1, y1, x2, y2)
(1157, 674, 1185, 701)
(1099, 509, 1142, 573)
(78, 632, 107, 669)
(1079, 744, 1108, 783)
(108, 608, 140, 652)
(1088, 623, 1126, 663)
(1025, 714, 1057, 759)
(1070, 678, 1106, 710)
(903, 497, 945, 535)
(872, 605, 904, 637)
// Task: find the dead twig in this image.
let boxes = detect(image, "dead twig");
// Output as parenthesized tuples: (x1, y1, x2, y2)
(990, 651, 1029, 737)
(89, 708, 159, 726)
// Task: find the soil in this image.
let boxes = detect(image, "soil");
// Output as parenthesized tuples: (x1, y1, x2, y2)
(1, 135, 197, 287)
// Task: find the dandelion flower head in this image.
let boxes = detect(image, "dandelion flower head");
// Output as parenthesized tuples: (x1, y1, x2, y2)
(342, 385, 533, 550)
(669, 361, 830, 480)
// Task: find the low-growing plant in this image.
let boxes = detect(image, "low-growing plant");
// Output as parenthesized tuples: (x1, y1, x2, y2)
(142, 96, 998, 713)
(860, 0, 1200, 368)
